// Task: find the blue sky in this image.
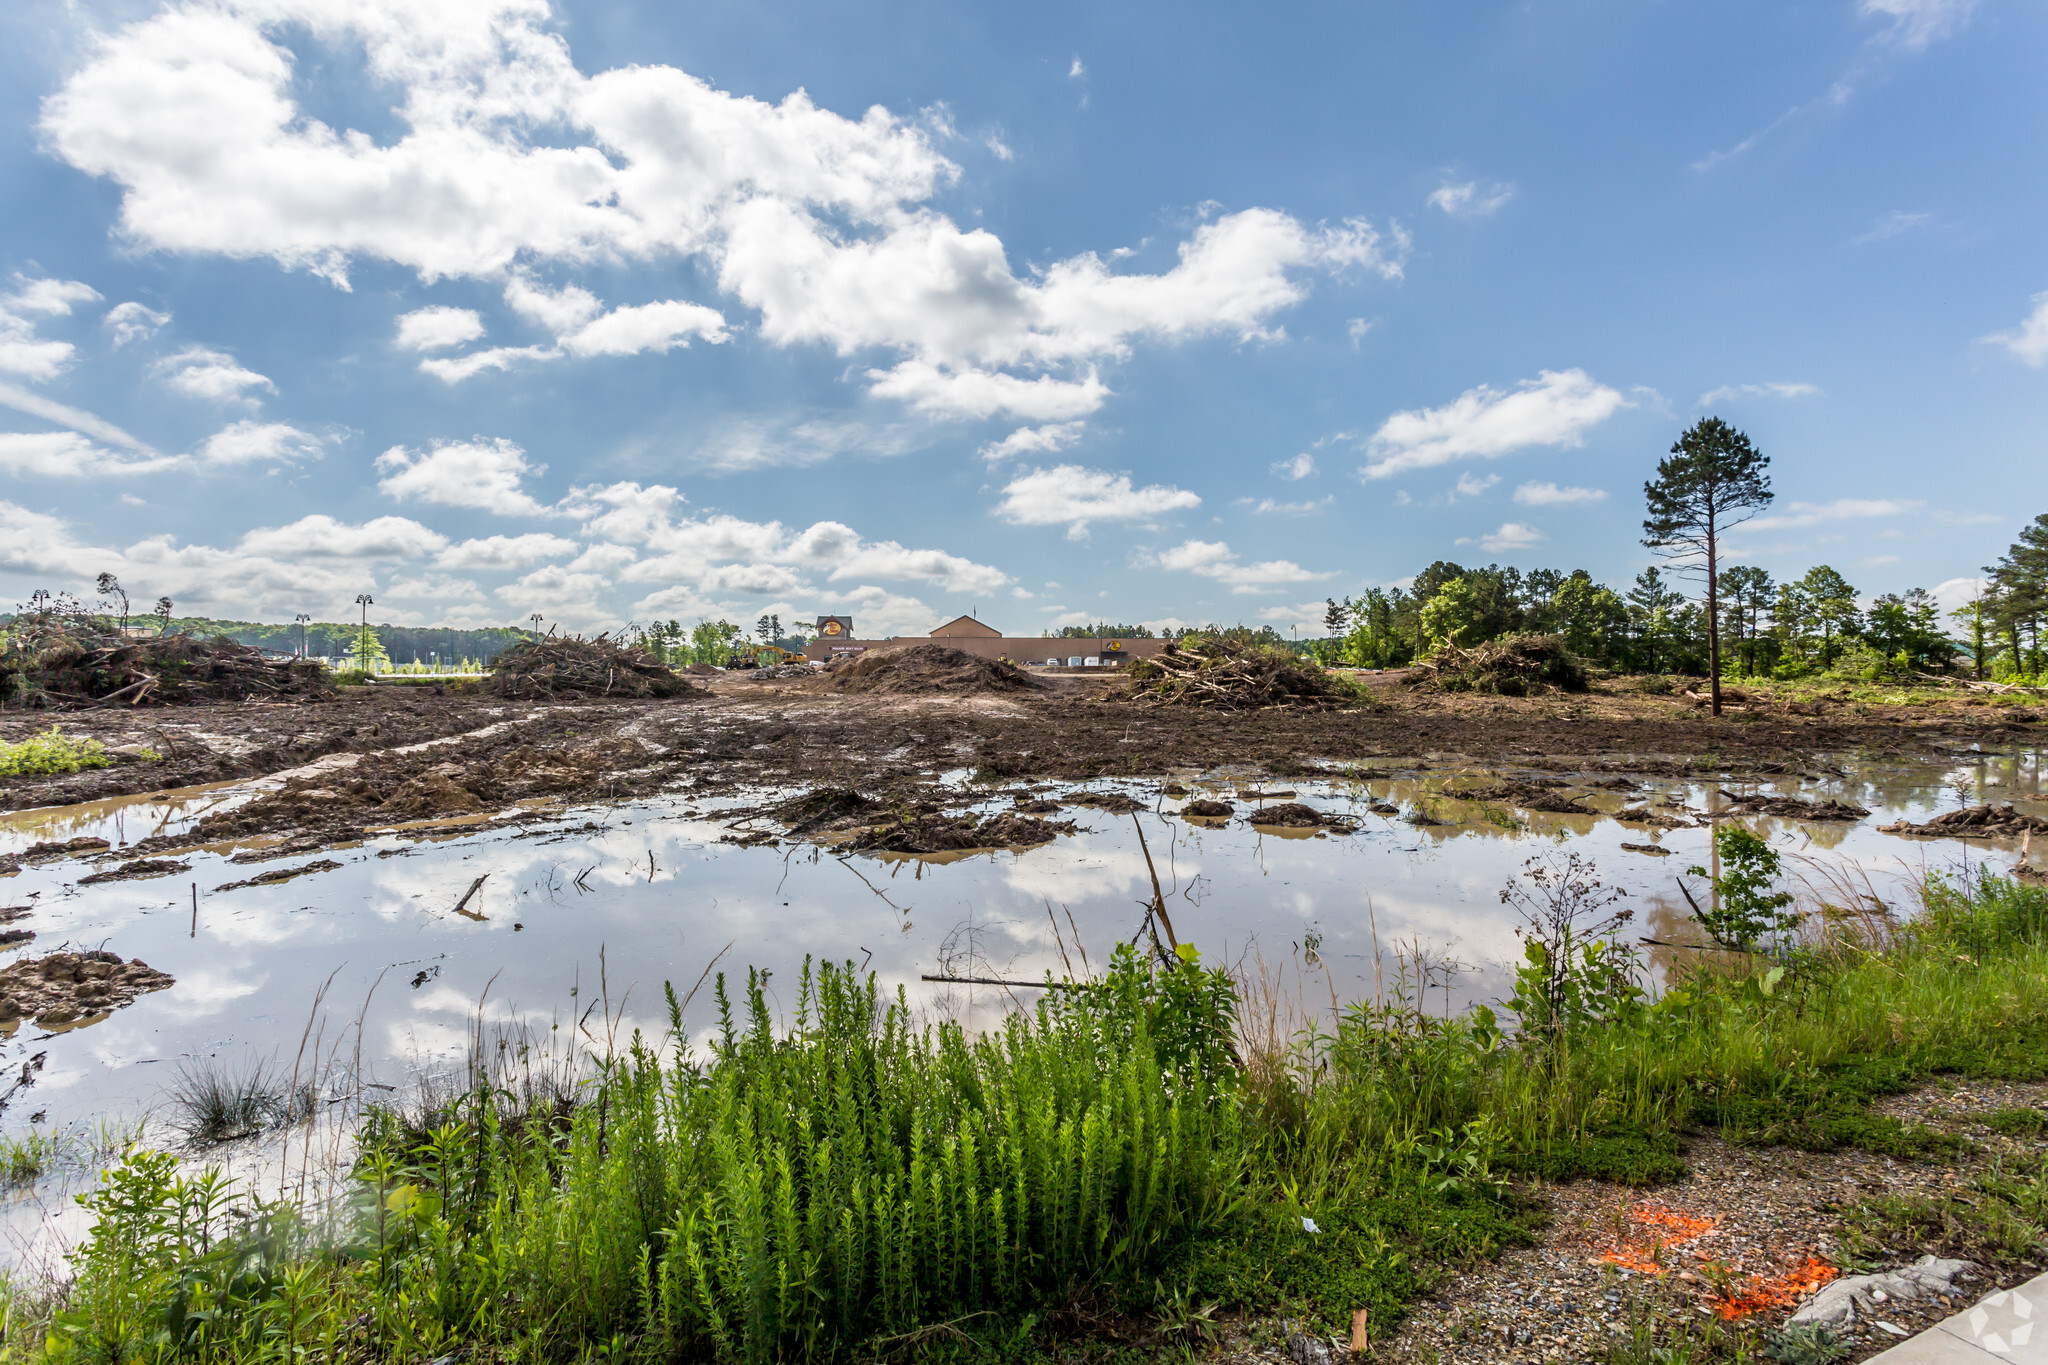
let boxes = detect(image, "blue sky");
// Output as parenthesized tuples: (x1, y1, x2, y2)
(1, 0, 2042, 637)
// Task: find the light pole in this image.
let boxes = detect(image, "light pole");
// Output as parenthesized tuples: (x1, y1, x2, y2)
(354, 593, 374, 672)
(529, 612, 543, 639)
(295, 612, 310, 658)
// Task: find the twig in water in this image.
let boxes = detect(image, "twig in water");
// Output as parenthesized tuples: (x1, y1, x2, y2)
(1130, 812, 1180, 957)
(452, 874, 489, 921)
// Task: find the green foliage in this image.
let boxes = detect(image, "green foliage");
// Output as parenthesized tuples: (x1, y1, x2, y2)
(0, 726, 110, 777)
(1986, 1107, 2048, 1137)
(1686, 825, 1797, 952)
(1054, 623, 1155, 639)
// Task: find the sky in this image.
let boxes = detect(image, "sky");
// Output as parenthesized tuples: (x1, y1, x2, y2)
(0, 0, 2043, 638)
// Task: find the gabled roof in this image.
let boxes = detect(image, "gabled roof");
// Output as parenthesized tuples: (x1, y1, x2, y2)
(930, 614, 1000, 638)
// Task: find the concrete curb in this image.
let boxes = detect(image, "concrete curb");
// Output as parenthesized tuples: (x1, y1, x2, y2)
(1867, 1273, 2046, 1364)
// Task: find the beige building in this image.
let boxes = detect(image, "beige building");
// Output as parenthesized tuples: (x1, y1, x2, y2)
(801, 614, 1166, 666)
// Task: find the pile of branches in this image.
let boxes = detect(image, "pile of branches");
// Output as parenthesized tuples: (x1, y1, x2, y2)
(1880, 803, 2048, 839)
(485, 633, 698, 700)
(1406, 634, 1588, 697)
(1121, 638, 1360, 710)
(3, 616, 329, 709)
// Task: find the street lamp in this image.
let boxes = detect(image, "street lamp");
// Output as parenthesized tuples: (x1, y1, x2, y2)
(294, 612, 311, 658)
(354, 593, 374, 673)
(529, 612, 543, 637)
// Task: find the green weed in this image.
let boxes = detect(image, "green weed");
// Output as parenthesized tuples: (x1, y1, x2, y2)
(0, 726, 109, 777)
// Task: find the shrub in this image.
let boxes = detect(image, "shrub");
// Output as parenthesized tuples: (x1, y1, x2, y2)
(0, 726, 110, 777)
(1687, 824, 1798, 952)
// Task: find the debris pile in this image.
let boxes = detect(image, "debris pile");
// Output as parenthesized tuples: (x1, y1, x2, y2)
(816, 644, 1040, 697)
(1457, 778, 1597, 815)
(485, 635, 698, 700)
(1180, 799, 1234, 818)
(772, 786, 884, 834)
(844, 811, 1076, 854)
(1245, 802, 1356, 831)
(3, 627, 330, 709)
(0, 951, 175, 1026)
(1121, 638, 1361, 710)
(1405, 634, 1588, 697)
(1880, 803, 2048, 839)
(1717, 788, 1869, 821)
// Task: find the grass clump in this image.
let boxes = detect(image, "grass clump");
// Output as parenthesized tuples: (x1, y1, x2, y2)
(0, 726, 109, 777)
(166, 1056, 312, 1144)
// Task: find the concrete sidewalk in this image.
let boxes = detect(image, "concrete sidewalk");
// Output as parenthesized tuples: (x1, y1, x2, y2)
(1867, 1274, 2046, 1364)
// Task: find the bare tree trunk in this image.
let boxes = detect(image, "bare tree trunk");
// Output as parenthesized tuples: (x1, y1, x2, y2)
(1706, 506, 1721, 716)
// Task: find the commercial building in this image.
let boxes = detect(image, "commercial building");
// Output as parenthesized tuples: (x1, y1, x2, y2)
(800, 614, 1167, 667)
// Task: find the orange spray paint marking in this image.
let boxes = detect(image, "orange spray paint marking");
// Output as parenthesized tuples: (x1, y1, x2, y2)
(1598, 1206, 1720, 1274)
(1713, 1257, 1838, 1319)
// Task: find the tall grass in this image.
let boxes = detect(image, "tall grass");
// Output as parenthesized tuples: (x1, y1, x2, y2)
(19, 870, 2048, 1364)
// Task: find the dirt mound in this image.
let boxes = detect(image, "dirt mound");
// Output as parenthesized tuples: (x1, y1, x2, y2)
(77, 857, 190, 884)
(1717, 789, 1869, 821)
(815, 644, 1039, 697)
(1245, 802, 1358, 831)
(485, 635, 697, 700)
(1181, 799, 1234, 817)
(1406, 634, 1588, 697)
(1880, 804, 2048, 839)
(1073, 791, 1144, 813)
(1122, 638, 1361, 710)
(844, 811, 1076, 854)
(3, 624, 330, 709)
(0, 951, 174, 1026)
(376, 765, 487, 818)
(1459, 780, 1597, 815)
(772, 786, 884, 834)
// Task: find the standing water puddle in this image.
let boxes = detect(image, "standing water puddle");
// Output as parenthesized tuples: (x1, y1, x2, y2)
(0, 744, 2040, 1256)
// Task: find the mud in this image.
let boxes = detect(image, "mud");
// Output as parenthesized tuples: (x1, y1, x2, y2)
(0, 951, 174, 1026)
(214, 858, 342, 892)
(841, 811, 1079, 854)
(1457, 778, 1598, 815)
(1880, 803, 2048, 838)
(1245, 801, 1355, 831)
(814, 644, 1039, 697)
(76, 857, 190, 884)
(1716, 788, 1870, 821)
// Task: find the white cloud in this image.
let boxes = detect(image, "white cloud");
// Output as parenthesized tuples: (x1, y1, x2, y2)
(1457, 521, 1545, 554)
(559, 299, 729, 356)
(1861, 0, 1975, 49)
(384, 573, 484, 600)
(104, 301, 170, 346)
(1068, 57, 1085, 78)
(236, 514, 447, 560)
(1453, 471, 1499, 498)
(1428, 180, 1514, 219)
(1513, 481, 1606, 507)
(198, 419, 322, 465)
(6, 276, 101, 316)
(1854, 210, 1931, 244)
(1270, 452, 1315, 481)
(1361, 369, 1628, 478)
(1742, 498, 1922, 532)
(993, 464, 1201, 538)
(155, 346, 274, 404)
(435, 533, 580, 570)
(374, 437, 553, 516)
(1236, 495, 1333, 515)
(686, 416, 924, 472)
(0, 380, 156, 452)
(1149, 538, 1330, 594)
(1697, 381, 1821, 404)
(979, 421, 1084, 462)
(0, 279, 100, 381)
(984, 133, 1013, 161)
(42, 5, 1398, 428)
(495, 565, 612, 617)
(417, 345, 554, 383)
(1931, 576, 1987, 614)
(395, 306, 485, 351)
(0, 430, 183, 478)
(1984, 291, 2048, 367)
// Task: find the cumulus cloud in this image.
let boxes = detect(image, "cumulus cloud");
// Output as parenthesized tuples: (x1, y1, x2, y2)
(395, 306, 485, 351)
(374, 437, 553, 516)
(979, 421, 1084, 462)
(237, 514, 447, 560)
(1270, 452, 1315, 481)
(1984, 291, 2048, 367)
(1457, 522, 1545, 553)
(104, 300, 170, 346)
(0, 277, 103, 381)
(1513, 481, 1606, 507)
(1453, 471, 1499, 498)
(1698, 381, 1821, 404)
(155, 346, 274, 403)
(6, 275, 102, 316)
(1360, 369, 1628, 478)
(1148, 538, 1330, 594)
(1741, 497, 1922, 532)
(1236, 495, 1333, 514)
(1428, 180, 1514, 218)
(993, 464, 1201, 539)
(43, 1, 1398, 423)
(435, 533, 580, 570)
(198, 419, 322, 465)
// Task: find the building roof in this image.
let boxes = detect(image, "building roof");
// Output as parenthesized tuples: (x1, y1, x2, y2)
(929, 614, 1000, 638)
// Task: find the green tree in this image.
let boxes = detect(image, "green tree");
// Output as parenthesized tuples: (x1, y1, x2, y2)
(1797, 565, 1861, 667)
(1951, 595, 1990, 680)
(1984, 513, 2047, 680)
(691, 618, 743, 664)
(1420, 578, 1486, 648)
(1642, 417, 1775, 713)
(344, 626, 390, 673)
(1864, 588, 1952, 674)
(1625, 567, 1683, 672)
(1551, 571, 1628, 663)
(1717, 565, 1774, 677)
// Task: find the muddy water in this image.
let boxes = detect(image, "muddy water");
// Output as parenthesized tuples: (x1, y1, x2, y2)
(0, 744, 2040, 1233)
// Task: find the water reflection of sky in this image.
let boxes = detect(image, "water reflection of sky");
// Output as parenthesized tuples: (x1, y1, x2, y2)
(0, 745, 2039, 1152)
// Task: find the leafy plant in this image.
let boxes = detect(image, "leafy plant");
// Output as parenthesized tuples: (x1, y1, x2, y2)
(1500, 852, 1641, 1043)
(1686, 824, 1797, 953)
(0, 726, 110, 777)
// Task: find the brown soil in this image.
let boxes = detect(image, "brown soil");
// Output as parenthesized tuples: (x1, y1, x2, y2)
(1183, 799, 1235, 818)
(842, 811, 1078, 854)
(1458, 779, 1598, 815)
(1246, 801, 1341, 828)
(1717, 788, 1870, 821)
(2, 674, 2042, 852)
(76, 858, 190, 884)
(1881, 803, 2048, 838)
(812, 643, 1039, 696)
(0, 951, 174, 1026)
(214, 859, 343, 892)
